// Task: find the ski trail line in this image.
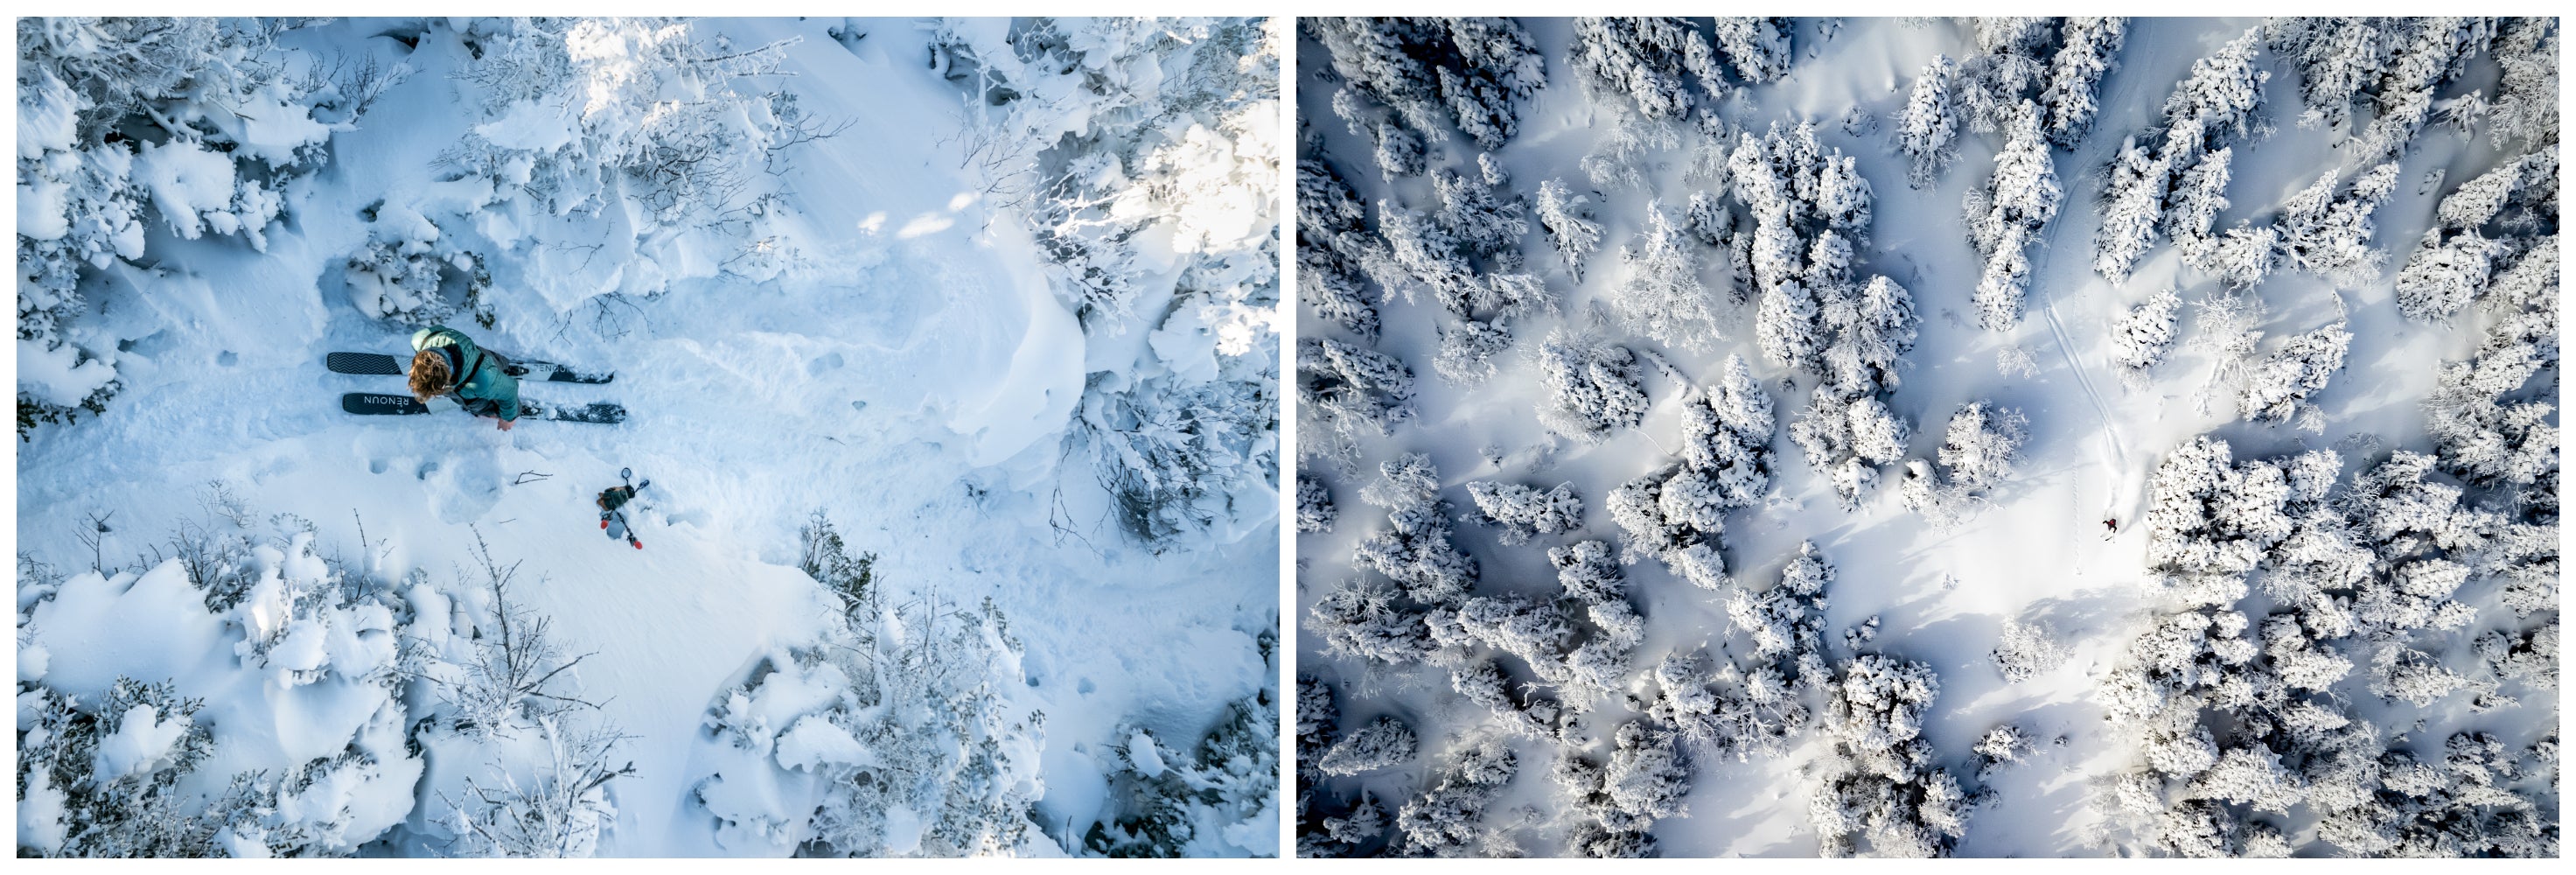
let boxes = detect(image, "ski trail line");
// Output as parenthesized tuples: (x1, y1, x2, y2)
(2040, 272, 2127, 514)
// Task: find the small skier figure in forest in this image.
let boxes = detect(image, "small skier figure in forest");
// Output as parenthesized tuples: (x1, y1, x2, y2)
(408, 325, 520, 430)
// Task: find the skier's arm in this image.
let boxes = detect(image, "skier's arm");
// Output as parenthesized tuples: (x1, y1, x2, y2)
(488, 368, 521, 423)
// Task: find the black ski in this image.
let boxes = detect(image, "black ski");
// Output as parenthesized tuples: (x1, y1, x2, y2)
(340, 393, 626, 424)
(326, 351, 613, 384)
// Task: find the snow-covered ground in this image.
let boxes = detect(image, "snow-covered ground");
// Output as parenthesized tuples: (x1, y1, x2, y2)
(17, 17, 1277, 857)
(1295, 17, 2555, 858)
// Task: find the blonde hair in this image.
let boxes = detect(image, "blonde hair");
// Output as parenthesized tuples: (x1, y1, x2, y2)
(409, 350, 453, 402)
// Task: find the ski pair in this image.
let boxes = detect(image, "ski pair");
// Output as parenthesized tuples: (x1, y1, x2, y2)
(328, 352, 625, 424)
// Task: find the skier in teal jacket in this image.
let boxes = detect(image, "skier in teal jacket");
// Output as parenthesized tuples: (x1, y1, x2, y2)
(408, 326, 520, 430)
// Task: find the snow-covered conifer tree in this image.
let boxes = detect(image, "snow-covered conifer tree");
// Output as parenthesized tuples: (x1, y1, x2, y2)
(1534, 178, 1604, 280)
(1535, 332, 1651, 444)
(2093, 140, 2170, 283)
(1464, 480, 1584, 545)
(1296, 155, 1386, 340)
(1309, 579, 1434, 666)
(1296, 474, 1339, 534)
(1298, 337, 1418, 471)
(2112, 289, 2186, 383)
(1895, 54, 1962, 189)
(1567, 18, 1724, 120)
(2238, 322, 2352, 425)
(2039, 18, 2129, 149)
(1812, 654, 1966, 857)
(2277, 162, 2401, 283)
(1549, 540, 1626, 605)
(1609, 203, 1723, 350)
(1991, 620, 2070, 683)
(1711, 18, 1793, 84)
(1937, 402, 2030, 489)
(1353, 454, 1480, 606)
(1433, 318, 1512, 386)
(1966, 102, 2062, 329)
(1317, 716, 1419, 776)
(1394, 739, 1518, 855)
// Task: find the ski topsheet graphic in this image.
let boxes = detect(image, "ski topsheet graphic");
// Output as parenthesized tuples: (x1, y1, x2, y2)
(327, 351, 613, 384)
(339, 393, 626, 424)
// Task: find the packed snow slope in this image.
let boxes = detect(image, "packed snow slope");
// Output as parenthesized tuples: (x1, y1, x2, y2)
(1296, 17, 2552, 858)
(17, 17, 1274, 856)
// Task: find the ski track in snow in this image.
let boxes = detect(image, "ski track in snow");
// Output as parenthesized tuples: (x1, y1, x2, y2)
(16, 18, 1273, 857)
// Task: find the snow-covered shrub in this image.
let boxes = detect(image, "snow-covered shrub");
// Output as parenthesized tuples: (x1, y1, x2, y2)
(1727, 540, 1833, 676)
(9, 506, 612, 857)
(341, 206, 492, 328)
(1606, 465, 1729, 588)
(695, 587, 1044, 858)
(436, 18, 832, 298)
(15, 677, 228, 857)
(1934, 402, 2029, 491)
(1298, 337, 1417, 472)
(1534, 332, 1650, 445)
(1463, 480, 1583, 545)
(421, 536, 604, 736)
(1430, 165, 1530, 274)
(1973, 724, 2036, 781)
(1447, 658, 1567, 742)
(1678, 354, 1778, 507)
(938, 18, 1282, 546)
(1792, 390, 1913, 510)
(1579, 108, 1681, 192)
(443, 718, 635, 858)
(1432, 318, 1511, 386)
(17, 18, 354, 435)
(2237, 321, 2352, 426)
(1084, 685, 1279, 858)
(1395, 739, 1518, 856)
(799, 510, 878, 606)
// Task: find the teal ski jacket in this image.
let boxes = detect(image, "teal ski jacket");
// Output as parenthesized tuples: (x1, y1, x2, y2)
(412, 326, 520, 422)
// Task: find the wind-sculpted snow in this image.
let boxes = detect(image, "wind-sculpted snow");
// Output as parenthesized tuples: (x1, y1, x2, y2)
(1298, 16, 2556, 858)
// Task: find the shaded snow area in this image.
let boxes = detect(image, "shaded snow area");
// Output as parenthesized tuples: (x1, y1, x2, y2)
(1294, 17, 2556, 858)
(17, 17, 1278, 858)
